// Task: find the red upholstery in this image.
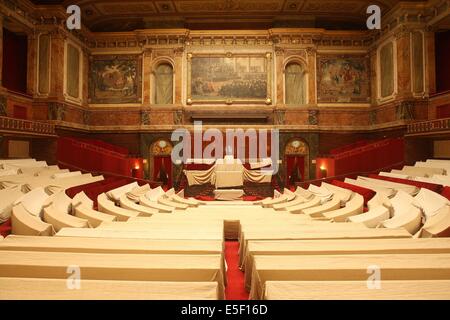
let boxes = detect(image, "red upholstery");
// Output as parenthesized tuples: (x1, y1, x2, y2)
(195, 195, 215, 201)
(57, 137, 144, 179)
(0, 219, 12, 237)
(441, 187, 450, 201)
(243, 195, 264, 201)
(331, 180, 376, 205)
(368, 174, 443, 193)
(330, 140, 370, 155)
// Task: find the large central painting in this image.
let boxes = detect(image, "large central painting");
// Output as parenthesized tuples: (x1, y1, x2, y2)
(317, 55, 370, 103)
(187, 53, 272, 104)
(89, 55, 142, 104)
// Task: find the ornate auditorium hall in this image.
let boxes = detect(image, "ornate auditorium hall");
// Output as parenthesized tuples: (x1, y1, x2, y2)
(1, 0, 450, 302)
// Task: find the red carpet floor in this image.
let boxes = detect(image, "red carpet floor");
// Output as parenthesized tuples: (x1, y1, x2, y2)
(225, 240, 249, 300)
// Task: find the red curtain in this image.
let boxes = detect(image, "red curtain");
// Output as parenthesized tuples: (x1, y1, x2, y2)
(285, 155, 305, 188)
(153, 156, 172, 187)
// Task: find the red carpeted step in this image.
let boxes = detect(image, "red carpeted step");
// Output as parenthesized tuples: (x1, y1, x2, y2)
(225, 241, 249, 300)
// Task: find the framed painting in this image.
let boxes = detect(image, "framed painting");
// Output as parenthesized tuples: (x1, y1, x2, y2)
(317, 55, 370, 103)
(187, 52, 272, 105)
(89, 55, 142, 104)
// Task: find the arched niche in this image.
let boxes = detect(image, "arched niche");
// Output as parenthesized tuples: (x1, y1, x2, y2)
(149, 139, 173, 187)
(151, 59, 175, 105)
(284, 138, 310, 187)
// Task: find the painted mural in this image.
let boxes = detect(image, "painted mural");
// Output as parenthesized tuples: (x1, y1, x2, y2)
(89, 55, 142, 104)
(189, 54, 268, 102)
(317, 55, 370, 103)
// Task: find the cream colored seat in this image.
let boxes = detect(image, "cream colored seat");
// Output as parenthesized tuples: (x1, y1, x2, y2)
(323, 194, 364, 222)
(249, 253, 450, 300)
(379, 171, 411, 179)
(43, 205, 91, 232)
(157, 197, 189, 210)
(287, 196, 321, 214)
(244, 238, 450, 290)
(169, 194, 200, 207)
(260, 194, 289, 208)
(125, 184, 151, 202)
(74, 205, 116, 228)
(399, 165, 446, 177)
(367, 193, 392, 211)
(378, 205, 423, 235)
(263, 280, 450, 300)
(347, 206, 390, 228)
(272, 195, 307, 210)
(415, 161, 450, 173)
(139, 195, 173, 213)
(0, 278, 220, 300)
(0, 251, 225, 300)
(0, 186, 24, 224)
(97, 193, 143, 221)
(357, 176, 419, 195)
(293, 186, 314, 199)
(71, 191, 94, 211)
(416, 205, 450, 238)
(11, 204, 55, 236)
(412, 188, 450, 219)
(13, 187, 49, 218)
(344, 178, 396, 198)
(51, 171, 82, 179)
(106, 182, 139, 201)
(321, 182, 353, 205)
(119, 194, 158, 216)
(302, 196, 342, 217)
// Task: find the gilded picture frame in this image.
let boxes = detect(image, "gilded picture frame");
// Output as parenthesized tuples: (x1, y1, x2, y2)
(89, 54, 142, 104)
(187, 52, 272, 105)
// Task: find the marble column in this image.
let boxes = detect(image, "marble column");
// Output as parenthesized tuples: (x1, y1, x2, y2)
(369, 47, 378, 105)
(82, 47, 90, 105)
(26, 32, 37, 96)
(142, 49, 152, 105)
(306, 47, 316, 105)
(274, 47, 285, 105)
(49, 28, 66, 100)
(173, 47, 183, 104)
(395, 27, 412, 99)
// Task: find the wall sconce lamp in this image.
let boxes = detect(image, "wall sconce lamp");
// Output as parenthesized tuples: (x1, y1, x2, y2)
(320, 165, 327, 178)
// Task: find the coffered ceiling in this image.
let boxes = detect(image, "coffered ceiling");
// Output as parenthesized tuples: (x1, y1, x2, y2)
(30, 0, 427, 31)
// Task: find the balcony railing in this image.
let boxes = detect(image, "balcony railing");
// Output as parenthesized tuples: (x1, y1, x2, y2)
(407, 118, 450, 135)
(0, 116, 56, 136)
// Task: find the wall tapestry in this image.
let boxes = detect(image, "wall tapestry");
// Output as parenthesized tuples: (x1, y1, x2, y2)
(317, 55, 370, 103)
(89, 55, 142, 104)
